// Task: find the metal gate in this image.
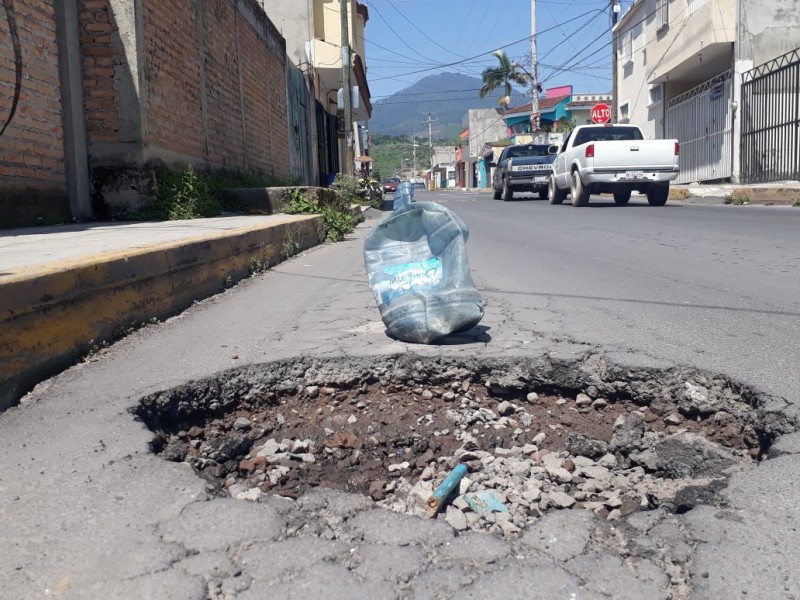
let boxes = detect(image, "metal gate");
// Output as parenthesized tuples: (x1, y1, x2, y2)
(286, 65, 313, 184)
(666, 70, 733, 183)
(740, 48, 800, 183)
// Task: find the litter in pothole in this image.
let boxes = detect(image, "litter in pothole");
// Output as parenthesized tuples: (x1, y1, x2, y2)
(134, 355, 783, 537)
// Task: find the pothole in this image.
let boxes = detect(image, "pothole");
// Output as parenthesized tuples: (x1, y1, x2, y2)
(134, 355, 793, 537)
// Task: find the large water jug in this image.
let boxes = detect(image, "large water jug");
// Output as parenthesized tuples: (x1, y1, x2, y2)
(364, 201, 484, 343)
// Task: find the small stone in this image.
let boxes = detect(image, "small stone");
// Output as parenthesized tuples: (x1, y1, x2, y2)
(162, 439, 186, 462)
(556, 398, 567, 406)
(498, 401, 514, 416)
(421, 390, 434, 400)
(532, 432, 546, 445)
(347, 415, 358, 424)
(290, 439, 309, 453)
(546, 466, 573, 483)
(368, 480, 386, 501)
(592, 398, 609, 410)
(187, 426, 205, 439)
(605, 496, 623, 508)
(546, 491, 576, 509)
(664, 413, 684, 426)
(445, 506, 469, 531)
(388, 461, 410, 472)
(613, 415, 626, 429)
(459, 476, 473, 495)
(576, 393, 593, 407)
(526, 392, 539, 402)
(443, 391, 456, 401)
(305, 385, 320, 398)
(598, 453, 618, 468)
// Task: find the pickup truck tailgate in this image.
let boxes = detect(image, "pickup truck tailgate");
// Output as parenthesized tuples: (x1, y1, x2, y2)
(591, 140, 677, 170)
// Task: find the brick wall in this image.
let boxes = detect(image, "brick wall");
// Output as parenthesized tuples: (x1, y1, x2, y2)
(0, 0, 69, 226)
(137, 0, 290, 181)
(0, 0, 295, 224)
(79, 0, 123, 147)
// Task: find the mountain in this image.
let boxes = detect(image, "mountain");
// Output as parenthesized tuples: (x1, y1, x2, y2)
(368, 72, 527, 140)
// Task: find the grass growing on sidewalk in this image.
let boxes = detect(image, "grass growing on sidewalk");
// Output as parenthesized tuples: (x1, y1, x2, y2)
(283, 189, 355, 242)
(133, 165, 280, 221)
(724, 190, 750, 205)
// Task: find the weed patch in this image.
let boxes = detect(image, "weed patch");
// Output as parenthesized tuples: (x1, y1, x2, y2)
(724, 190, 750, 205)
(283, 189, 355, 242)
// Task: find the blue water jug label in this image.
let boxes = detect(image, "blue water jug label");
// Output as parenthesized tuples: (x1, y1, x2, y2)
(371, 257, 443, 305)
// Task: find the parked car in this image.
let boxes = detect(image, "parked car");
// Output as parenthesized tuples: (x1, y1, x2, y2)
(413, 180, 426, 189)
(381, 177, 402, 194)
(548, 124, 680, 206)
(491, 143, 558, 201)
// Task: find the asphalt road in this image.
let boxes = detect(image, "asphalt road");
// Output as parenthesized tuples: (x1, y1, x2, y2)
(428, 189, 800, 401)
(2, 190, 799, 599)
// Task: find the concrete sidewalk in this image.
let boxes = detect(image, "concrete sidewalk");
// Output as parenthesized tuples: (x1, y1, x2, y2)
(0, 214, 328, 410)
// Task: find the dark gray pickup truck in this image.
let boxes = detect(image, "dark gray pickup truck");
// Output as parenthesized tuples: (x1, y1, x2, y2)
(491, 143, 558, 201)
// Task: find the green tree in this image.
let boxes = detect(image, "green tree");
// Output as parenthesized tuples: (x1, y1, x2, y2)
(479, 50, 529, 109)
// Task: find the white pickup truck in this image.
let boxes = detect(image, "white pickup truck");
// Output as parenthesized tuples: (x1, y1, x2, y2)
(548, 124, 680, 207)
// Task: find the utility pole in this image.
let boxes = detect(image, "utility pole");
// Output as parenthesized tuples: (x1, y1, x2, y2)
(412, 136, 419, 180)
(427, 113, 435, 190)
(340, 0, 353, 174)
(530, 0, 539, 137)
(611, 0, 620, 123)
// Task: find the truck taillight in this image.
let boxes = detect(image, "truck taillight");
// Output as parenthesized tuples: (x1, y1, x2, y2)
(675, 142, 680, 155)
(585, 143, 595, 158)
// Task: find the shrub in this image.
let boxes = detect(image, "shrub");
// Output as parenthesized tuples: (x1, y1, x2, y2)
(283, 189, 355, 242)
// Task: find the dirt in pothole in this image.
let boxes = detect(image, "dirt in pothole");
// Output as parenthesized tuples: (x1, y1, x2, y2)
(150, 379, 761, 502)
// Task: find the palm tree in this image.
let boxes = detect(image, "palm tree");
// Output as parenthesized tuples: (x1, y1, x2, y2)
(479, 50, 529, 110)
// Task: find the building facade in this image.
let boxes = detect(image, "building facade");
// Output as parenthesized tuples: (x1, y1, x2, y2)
(614, 0, 800, 183)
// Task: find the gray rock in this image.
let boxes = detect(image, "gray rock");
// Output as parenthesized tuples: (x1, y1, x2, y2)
(233, 417, 252, 431)
(497, 400, 514, 416)
(678, 381, 719, 415)
(650, 432, 737, 478)
(545, 491, 576, 509)
(526, 392, 539, 402)
(445, 506, 469, 531)
(576, 393, 593, 407)
(611, 412, 646, 452)
(162, 438, 187, 462)
(566, 433, 609, 459)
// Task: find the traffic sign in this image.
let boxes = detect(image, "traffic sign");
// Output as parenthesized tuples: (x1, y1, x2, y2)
(590, 103, 611, 124)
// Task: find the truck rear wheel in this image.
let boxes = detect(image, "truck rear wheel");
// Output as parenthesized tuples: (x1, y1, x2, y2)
(502, 178, 513, 201)
(570, 170, 590, 206)
(647, 183, 669, 206)
(613, 191, 631, 205)
(548, 173, 566, 205)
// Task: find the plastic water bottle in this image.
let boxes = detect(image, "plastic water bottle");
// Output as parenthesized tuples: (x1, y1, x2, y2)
(393, 181, 414, 213)
(364, 200, 484, 343)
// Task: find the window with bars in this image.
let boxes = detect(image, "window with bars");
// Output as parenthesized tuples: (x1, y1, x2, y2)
(656, 0, 669, 31)
(688, 0, 708, 15)
(621, 30, 633, 65)
(649, 84, 663, 104)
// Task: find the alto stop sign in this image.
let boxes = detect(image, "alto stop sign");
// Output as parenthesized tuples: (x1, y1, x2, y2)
(590, 103, 611, 124)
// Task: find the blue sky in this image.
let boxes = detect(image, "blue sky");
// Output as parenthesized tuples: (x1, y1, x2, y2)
(362, 0, 616, 103)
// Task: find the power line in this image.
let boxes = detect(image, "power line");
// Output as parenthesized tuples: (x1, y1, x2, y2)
(368, 7, 606, 83)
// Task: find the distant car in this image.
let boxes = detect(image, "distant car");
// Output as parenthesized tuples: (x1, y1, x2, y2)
(413, 180, 426, 189)
(491, 143, 558, 201)
(381, 177, 402, 193)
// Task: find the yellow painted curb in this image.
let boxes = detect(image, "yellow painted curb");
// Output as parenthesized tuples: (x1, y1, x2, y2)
(0, 215, 323, 410)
